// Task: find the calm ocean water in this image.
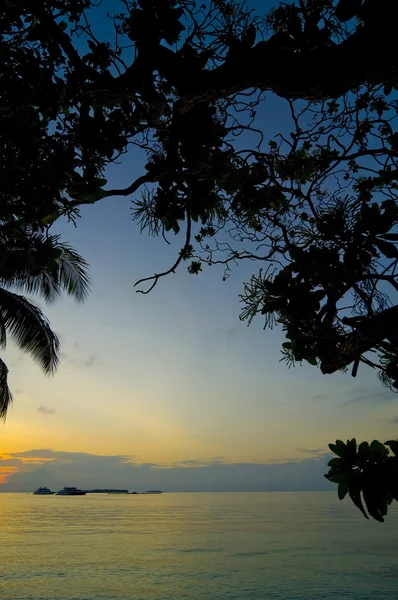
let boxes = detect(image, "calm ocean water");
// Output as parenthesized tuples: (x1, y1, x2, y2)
(1, 491, 398, 600)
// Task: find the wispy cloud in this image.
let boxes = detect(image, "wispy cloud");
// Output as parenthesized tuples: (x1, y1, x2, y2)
(343, 387, 398, 405)
(70, 353, 98, 368)
(311, 394, 328, 401)
(295, 448, 328, 457)
(172, 457, 226, 467)
(37, 406, 55, 416)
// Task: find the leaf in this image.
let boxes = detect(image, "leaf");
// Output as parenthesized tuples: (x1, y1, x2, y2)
(0, 288, 59, 375)
(305, 355, 317, 366)
(362, 489, 385, 522)
(242, 24, 256, 48)
(379, 233, 398, 241)
(328, 457, 344, 468)
(375, 239, 398, 259)
(370, 439, 387, 457)
(385, 440, 398, 456)
(326, 471, 349, 484)
(329, 441, 346, 458)
(42, 212, 60, 226)
(0, 358, 12, 420)
(348, 477, 369, 520)
(358, 441, 370, 457)
(384, 83, 393, 96)
(312, 289, 326, 302)
(338, 480, 348, 500)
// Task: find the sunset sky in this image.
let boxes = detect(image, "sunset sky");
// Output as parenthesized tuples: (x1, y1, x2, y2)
(1, 0, 397, 491)
(1, 183, 396, 490)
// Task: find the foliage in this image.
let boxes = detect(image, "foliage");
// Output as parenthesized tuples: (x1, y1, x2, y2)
(0, 215, 90, 419)
(1, 0, 398, 515)
(326, 438, 398, 522)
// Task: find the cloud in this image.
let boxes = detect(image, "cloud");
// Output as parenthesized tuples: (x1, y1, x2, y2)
(311, 394, 328, 401)
(343, 386, 398, 405)
(295, 448, 327, 457)
(389, 417, 398, 424)
(70, 353, 98, 368)
(0, 449, 334, 493)
(172, 457, 225, 467)
(37, 406, 55, 416)
(13, 388, 23, 395)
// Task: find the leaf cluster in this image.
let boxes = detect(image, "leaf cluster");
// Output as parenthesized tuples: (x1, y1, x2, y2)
(326, 438, 398, 522)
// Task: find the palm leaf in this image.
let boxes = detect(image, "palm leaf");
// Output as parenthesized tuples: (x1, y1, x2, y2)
(0, 358, 12, 420)
(0, 318, 6, 349)
(0, 270, 61, 303)
(56, 244, 91, 302)
(0, 237, 91, 304)
(0, 288, 59, 375)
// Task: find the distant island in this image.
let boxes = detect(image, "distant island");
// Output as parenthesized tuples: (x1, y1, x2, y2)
(83, 489, 163, 495)
(131, 490, 163, 495)
(33, 487, 163, 495)
(84, 489, 129, 494)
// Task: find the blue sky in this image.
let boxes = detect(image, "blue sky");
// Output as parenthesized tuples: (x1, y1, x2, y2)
(1, 0, 397, 491)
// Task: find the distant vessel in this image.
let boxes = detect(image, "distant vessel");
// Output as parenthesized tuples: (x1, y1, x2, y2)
(56, 487, 86, 496)
(33, 487, 54, 495)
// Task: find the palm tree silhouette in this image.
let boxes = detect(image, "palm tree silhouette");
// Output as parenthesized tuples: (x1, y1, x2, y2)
(0, 228, 90, 419)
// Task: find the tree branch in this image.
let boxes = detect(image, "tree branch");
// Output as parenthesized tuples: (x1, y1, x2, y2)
(320, 305, 398, 375)
(27, 0, 102, 81)
(134, 212, 192, 294)
(104, 174, 155, 198)
(179, 26, 397, 109)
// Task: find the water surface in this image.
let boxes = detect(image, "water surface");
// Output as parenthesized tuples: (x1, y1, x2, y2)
(1, 492, 397, 600)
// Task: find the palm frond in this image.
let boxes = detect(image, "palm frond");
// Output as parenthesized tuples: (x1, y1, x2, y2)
(0, 288, 59, 375)
(0, 319, 6, 349)
(0, 237, 91, 304)
(0, 271, 61, 303)
(0, 358, 12, 420)
(57, 244, 91, 302)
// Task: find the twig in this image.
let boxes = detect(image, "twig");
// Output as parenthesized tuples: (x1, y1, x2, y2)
(134, 213, 192, 294)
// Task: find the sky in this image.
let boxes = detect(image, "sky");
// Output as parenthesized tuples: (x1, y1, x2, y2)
(1, 0, 397, 492)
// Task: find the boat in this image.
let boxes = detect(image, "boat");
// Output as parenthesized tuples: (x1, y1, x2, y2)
(56, 487, 86, 496)
(33, 487, 54, 495)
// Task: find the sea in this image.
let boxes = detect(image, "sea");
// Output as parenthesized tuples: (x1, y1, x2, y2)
(1, 491, 398, 600)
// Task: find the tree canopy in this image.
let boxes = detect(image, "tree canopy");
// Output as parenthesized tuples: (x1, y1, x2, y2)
(1, 0, 398, 519)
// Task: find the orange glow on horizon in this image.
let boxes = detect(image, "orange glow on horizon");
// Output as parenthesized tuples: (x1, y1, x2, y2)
(0, 466, 20, 484)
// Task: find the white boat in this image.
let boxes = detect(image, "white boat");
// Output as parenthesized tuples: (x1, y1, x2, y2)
(33, 487, 54, 495)
(56, 486, 86, 496)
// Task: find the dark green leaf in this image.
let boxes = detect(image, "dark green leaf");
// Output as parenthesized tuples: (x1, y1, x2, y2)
(305, 355, 317, 366)
(338, 480, 348, 500)
(375, 239, 398, 259)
